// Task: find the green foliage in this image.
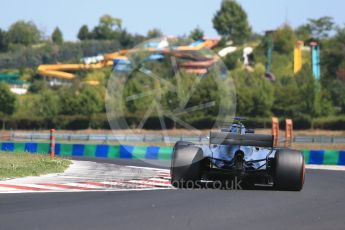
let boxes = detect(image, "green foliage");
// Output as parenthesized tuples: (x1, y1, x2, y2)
(52, 27, 63, 45)
(83, 68, 110, 85)
(326, 79, 345, 113)
(0, 83, 16, 116)
(100, 15, 122, 30)
(271, 65, 333, 121)
(58, 87, 82, 115)
(233, 69, 274, 117)
(321, 26, 345, 113)
(314, 116, 345, 130)
(213, 0, 251, 44)
(295, 65, 319, 118)
(90, 15, 123, 40)
(272, 75, 302, 118)
(147, 28, 163, 39)
(322, 26, 345, 81)
(118, 29, 143, 48)
(295, 24, 312, 41)
(32, 90, 61, 117)
(28, 80, 48, 93)
(58, 85, 103, 116)
(271, 52, 294, 77)
(272, 24, 296, 55)
(0, 14, 344, 130)
(189, 27, 204, 41)
(295, 17, 335, 41)
(0, 152, 71, 179)
(0, 29, 9, 52)
(0, 40, 121, 69)
(308, 16, 335, 40)
(7, 21, 41, 46)
(78, 25, 91, 41)
(79, 86, 104, 116)
(223, 50, 242, 70)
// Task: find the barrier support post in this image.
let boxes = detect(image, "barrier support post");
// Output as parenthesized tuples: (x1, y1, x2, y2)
(272, 117, 279, 147)
(285, 119, 293, 147)
(50, 129, 56, 160)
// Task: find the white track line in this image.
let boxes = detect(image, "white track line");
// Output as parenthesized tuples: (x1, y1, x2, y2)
(126, 166, 170, 173)
(306, 165, 345, 171)
(0, 187, 172, 194)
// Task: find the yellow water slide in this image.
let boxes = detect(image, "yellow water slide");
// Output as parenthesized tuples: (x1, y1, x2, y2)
(37, 53, 122, 80)
(37, 39, 219, 81)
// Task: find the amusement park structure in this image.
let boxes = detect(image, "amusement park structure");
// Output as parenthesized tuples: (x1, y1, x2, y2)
(37, 38, 220, 85)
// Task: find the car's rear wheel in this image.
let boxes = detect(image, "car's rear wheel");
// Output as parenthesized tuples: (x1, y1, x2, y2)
(274, 149, 305, 191)
(171, 143, 204, 188)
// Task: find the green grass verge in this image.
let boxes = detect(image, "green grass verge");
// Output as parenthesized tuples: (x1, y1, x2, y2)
(0, 152, 71, 180)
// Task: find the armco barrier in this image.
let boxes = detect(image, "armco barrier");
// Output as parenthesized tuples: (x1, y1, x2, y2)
(303, 150, 345, 166)
(0, 142, 173, 160)
(0, 142, 344, 165)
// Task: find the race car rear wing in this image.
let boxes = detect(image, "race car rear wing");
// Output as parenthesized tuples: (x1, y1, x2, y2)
(209, 132, 274, 148)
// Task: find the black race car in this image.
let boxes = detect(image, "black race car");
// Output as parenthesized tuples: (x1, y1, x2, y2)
(170, 119, 305, 191)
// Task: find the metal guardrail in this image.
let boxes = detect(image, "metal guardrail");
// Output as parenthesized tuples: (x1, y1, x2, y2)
(293, 136, 345, 144)
(1, 131, 344, 144)
(2, 132, 209, 144)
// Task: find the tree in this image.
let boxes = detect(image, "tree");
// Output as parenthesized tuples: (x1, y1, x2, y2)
(78, 25, 90, 40)
(79, 86, 103, 116)
(147, 28, 163, 39)
(322, 26, 345, 112)
(7, 21, 41, 46)
(295, 65, 318, 118)
(59, 86, 103, 116)
(295, 24, 312, 41)
(118, 29, 135, 48)
(90, 15, 122, 40)
(212, 0, 251, 44)
(59, 87, 82, 115)
(189, 27, 204, 41)
(273, 24, 297, 55)
(322, 26, 345, 82)
(307, 16, 334, 40)
(28, 80, 48, 93)
(233, 70, 273, 117)
(223, 50, 242, 70)
(272, 75, 301, 118)
(327, 79, 345, 113)
(0, 83, 16, 117)
(52, 27, 63, 45)
(100, 15, 122, 30)
(0, 29, 9, 52)
(32, 90, 60, 117)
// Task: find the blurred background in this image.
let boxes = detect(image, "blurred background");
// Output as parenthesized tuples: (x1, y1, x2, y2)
(0, 0, 344, 151)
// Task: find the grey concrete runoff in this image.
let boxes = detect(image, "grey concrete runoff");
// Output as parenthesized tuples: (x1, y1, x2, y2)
(0, 167, 344, 230)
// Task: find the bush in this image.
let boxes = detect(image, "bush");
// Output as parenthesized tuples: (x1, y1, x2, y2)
(313, 116, 345, 130)
(245, 117, 272, 129)
(8, 115, 345, 130)
(0, 40, 121, 69)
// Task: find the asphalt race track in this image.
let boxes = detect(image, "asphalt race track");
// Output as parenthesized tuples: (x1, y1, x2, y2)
(0, 159, 344, 230)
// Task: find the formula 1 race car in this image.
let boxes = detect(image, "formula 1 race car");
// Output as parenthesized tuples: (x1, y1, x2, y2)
(170, 118, 305, 191)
